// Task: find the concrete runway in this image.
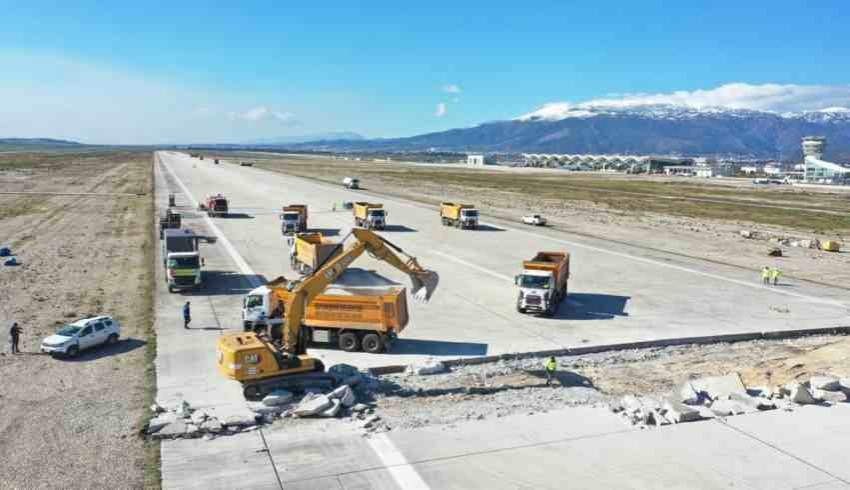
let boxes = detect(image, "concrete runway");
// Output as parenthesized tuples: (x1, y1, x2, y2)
(152, 151, 850, 489)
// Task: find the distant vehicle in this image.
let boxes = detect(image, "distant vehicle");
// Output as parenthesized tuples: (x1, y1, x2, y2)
(522, 214, 547, 226)
(515, 252, 570, 316)
(752, 178, 769, 185)
(343, 177, 360, 189)
(159, 208, 182, 239)
(440, 202, 478, 229)
(40, 315, 121, 357)
(214, 159, 220, 164)
(353, 202, 386, 230)
(204, 194, 228, 217)
(240, 161, 254, 167)
(280, 205, 308, 234)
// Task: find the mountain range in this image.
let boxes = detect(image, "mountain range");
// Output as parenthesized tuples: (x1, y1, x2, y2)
(290, 105, 850, 161)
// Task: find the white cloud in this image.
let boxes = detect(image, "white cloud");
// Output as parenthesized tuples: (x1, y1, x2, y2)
(220, 106, 296, 124)
(520, 83, 850, 120)
(442, 84, 462, 94)
(435, 102, 447, 117)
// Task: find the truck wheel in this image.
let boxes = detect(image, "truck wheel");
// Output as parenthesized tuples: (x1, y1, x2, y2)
(517, 305, 525, 314)
(362, 333, 383, 354)
(312, 359, 325, 373)
(243, 385, 261, 401)
(339, 332, 359, 352)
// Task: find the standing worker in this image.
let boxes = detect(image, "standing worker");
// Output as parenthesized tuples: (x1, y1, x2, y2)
(771, 267, 783, 286)
(183, 301, 191, 329)
(9, 321, 22, 354)
(761, 266, 771, 285)
(545, 356, 557, 386)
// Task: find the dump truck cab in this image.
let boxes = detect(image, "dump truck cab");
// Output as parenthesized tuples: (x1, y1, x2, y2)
(353, 202, 386, 230)
(515, 252, 569, 316)
(162, 229, 203, 293)
(280, 205, 308, 234)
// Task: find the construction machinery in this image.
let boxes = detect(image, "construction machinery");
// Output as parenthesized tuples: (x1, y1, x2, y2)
(288, 232, 339, 274)
(353, 202, 386, 230)
(343, 176, 360, 189)
(280, 204, 308, 234)
(440, 202, 479, 229)
(158, 208, 182, 239)
(515, 252, 569, 316)
(162, 229, 204, 293)
(202, 194, 228, 217)
(218, 228, 439, 400)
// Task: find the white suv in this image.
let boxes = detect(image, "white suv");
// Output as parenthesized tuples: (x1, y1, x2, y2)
(41, 316, 121, 357)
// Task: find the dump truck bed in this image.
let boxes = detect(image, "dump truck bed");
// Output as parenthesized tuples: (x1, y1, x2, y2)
(293, 233, 339, 270)
(522, 252, 570, 286)
(273, 286, 408, 333)
(440, 202, 475, 220)
(353, 202, 383, 219)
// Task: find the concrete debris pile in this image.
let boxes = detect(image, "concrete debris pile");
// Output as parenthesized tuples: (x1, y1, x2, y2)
(146, 400, 258, 440)
(405, 358, 446, 376)
(739, 230, 825, 250)
(611, 373, 849, 428)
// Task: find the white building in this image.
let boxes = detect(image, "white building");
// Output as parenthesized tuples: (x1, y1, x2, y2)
(467, 154, 485, 166)
(802, 136, 850, 184)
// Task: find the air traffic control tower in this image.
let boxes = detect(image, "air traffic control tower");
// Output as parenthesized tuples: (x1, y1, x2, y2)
(802, 136, 850, 183)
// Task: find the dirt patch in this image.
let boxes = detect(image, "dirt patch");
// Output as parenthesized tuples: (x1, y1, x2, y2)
(0, 151, 159, 489)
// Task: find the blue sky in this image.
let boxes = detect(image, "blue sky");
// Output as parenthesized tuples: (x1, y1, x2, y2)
(1, 1, 849, 144)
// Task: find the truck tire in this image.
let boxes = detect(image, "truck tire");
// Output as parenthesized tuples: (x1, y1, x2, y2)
(362, 333, 383, 354)
(339, 332, 359, 352)
(517, 304, 525, 314)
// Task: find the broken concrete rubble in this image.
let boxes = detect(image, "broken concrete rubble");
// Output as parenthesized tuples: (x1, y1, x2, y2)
(175, 400, 192, 418)
(292, 394, 333, 417)
(689, 373, 747, 401)
(662, 400, 702, 423)
(247, 402, 285, 416)
(262, 389, 294, 407)
(222, 413, 257, 427)
(154, 419, 187, 439)
(406, 358, 446, 376)
(190, 409, 208, 425)
(784, 383, 819, 405)
(329, 385, 357, 407)
(812, 389, 847, 404)
(200, 418, 223, 433)
(146, 412, 177, 434)
(809, 376, 841, 392)
(320, 399, 342, 418)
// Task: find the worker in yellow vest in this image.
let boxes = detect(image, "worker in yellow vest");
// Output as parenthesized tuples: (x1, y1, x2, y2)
(545, 356, 557, 386)
(761, 266, 771, 285)
(770, 267, 783, 286)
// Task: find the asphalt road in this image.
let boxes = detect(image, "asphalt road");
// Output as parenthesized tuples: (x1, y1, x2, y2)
(152, 151, 850, 489)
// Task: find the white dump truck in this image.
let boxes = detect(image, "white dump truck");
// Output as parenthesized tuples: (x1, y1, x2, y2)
(515, 252, 569, 316)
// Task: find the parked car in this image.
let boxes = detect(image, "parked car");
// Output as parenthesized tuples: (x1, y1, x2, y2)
(522, 214, 547, 226)
(40, 315, 121, 357)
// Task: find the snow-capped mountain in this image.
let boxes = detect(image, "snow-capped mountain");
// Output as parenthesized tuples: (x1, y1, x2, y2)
(291, 103, 850, 161)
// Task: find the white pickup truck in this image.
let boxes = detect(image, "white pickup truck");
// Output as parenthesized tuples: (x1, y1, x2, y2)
(522, 214, 547, 226)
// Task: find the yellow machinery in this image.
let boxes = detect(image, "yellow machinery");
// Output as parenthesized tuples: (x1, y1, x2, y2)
(217, 228, 438, 400)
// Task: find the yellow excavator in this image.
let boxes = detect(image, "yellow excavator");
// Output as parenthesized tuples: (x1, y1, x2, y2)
(216, 228, 439, 400)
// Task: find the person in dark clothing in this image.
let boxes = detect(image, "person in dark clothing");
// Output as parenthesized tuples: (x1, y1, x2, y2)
(183, 302, 191, 329)
(9, 322, 22, 354)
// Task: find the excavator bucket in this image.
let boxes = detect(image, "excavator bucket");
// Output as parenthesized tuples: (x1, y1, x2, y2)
(410, 270, 439, 303)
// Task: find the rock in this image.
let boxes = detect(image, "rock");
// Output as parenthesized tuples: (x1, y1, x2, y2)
(154, 419, 187, 439)
(406, 359, 446, 376)
(840, 378, 850, 393)
(292, 394, 333, 417)
(147, 412, 177, 434)
(201, 418, 223, 433)
(689, 373, 747, 401)
(222, 413, 257, 427)
(709, 400, 748, 417)
(729, 393, 775, 411)
(647, 410, 671, 426)
(785, 382, 818, 405)
(812, 389, 847, 404)
(247, 402, 285, 416)
(190, 409, 208, 425)
(767, 247, 783, 257)
(351, 403, 369, 413)
(328, 363, 360, 382)
(809, 375, 841, 392)
(150, 403, 164, 414)
(695, 406, 716, 419)
(175, 400, 192, 418)
(303, 387, 324, 396)
(319, 399, 342, 418)
(262, 390, 294, 407)
(662, 400, 702, 423)
(740, 230, 754, 239)
(361, 415, 381, 429)
(675, 381, 700, 405)
(184, 423, 201, 438)
(329, 385, 357, 407)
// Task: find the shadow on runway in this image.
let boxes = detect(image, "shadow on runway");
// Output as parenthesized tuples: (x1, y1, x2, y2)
(475, 224, 505, 232)
(178, 270, 268, 296)
(57, 337, 147, 362)
(550, 292, 630, 321)
(308, 228, 341, 237)
(388, 338, 488, 356)
(382, 225, 417, 233)
(186, 326, 225, 331)
(222, 213, 254, 219)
